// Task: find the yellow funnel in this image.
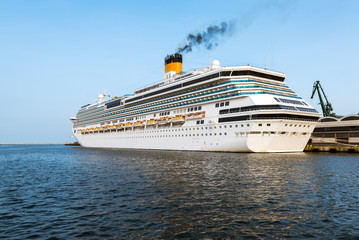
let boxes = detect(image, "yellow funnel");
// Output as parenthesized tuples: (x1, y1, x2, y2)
(165, 53, 182, 74)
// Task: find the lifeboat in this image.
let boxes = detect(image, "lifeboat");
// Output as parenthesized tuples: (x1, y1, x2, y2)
(116, 123, 124, 128)
(158, 117, 170, 125)
(124, 122, 133, 127)
(146, 119, 157, 126)
(172, 115, 185, 124)
(133, 121, 143, 127)
(186, 111, 205, 120)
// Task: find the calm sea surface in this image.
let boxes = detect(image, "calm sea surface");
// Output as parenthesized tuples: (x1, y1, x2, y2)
(0, 145, 358, 239)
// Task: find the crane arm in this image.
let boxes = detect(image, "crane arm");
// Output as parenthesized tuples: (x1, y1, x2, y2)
(311, 80, 333, 117)
(311, 81, 319, 99)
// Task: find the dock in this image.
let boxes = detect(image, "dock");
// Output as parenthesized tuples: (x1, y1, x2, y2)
(64, 142, 81, 146)
(305, 143, 359, 153)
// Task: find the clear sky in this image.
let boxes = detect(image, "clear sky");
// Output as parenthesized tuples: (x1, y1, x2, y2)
(1, 0, 358, 143)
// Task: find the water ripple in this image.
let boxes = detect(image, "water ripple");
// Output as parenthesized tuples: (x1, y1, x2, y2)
(0, 145, 358, 239)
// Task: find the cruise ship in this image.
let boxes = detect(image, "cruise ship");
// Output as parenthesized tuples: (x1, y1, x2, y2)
(70, 54, 320, 152)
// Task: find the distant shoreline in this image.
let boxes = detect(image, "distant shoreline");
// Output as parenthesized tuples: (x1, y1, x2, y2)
(0, 143, 66, 145)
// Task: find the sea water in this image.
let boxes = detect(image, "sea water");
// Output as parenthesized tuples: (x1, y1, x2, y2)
(0, 145, 358, 239)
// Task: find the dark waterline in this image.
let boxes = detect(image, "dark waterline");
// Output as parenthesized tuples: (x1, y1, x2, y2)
(0, 145, 358, 239)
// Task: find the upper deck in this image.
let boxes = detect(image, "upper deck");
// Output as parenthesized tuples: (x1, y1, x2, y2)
(71, 58, 307, 128)
(102, 65, 287, 110)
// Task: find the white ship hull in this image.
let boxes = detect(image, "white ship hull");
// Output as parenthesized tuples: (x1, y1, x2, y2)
(74, 119, 315, 152)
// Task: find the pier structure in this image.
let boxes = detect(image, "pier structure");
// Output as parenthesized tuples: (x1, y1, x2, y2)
(305, 114, 359, 153)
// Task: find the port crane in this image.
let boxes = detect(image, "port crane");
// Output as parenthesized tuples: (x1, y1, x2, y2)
(311, 80, 334, 117)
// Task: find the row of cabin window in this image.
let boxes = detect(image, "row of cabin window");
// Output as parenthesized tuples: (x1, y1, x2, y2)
(153, 111, 172, 117)
(153, 107, 203, 117)
(110, 132, 309, 137)
(133, 132, 229, 137)
(135, 116, 146, 120)
(142, 124, 250, 131)
(159, 111, 170, 117)
(86, 124, 251, 134)
(84, 131, 309, 137)
(215, 101, 229, 108)
(284, 123, 311, 128)
(80, 124, 252, 134)
(86, 132, 230, 137)
(188, 106, 202, 112)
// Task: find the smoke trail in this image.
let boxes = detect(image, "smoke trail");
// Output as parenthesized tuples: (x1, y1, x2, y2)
(175, 1, 297, 55)
(176, 21, 235, 54)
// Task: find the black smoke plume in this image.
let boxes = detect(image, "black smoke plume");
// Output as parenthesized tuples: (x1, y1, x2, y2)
(176, 21, 235, 54)
(175, 1, 297, 55)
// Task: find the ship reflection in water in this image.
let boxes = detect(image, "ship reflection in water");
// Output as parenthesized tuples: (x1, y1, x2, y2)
(0, 145, 358, 239)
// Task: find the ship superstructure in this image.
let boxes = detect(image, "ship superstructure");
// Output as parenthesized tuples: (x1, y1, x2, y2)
(70, 54, 320, 152)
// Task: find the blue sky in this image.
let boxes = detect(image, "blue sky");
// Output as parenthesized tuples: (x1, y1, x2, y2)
(1, 0, 358, 143)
